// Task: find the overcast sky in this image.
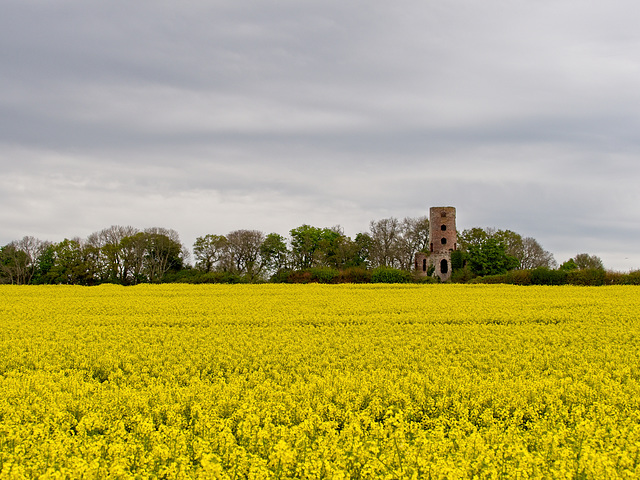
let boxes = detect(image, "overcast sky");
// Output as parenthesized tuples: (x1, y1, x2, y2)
(2, 0, 639, 271)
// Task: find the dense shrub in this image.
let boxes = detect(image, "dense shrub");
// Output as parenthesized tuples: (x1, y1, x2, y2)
(471, 270, 532, 285)
(338, 267, 372, 284)
(468, 267, 628, 287)
(604, 271, 625, 285)
(309, 267, 341, 283)
(451, 266, 476, 284)
(603, 270, 640, 286)
(161, 268, 200, 283)
(504, 270, 533, 285)
(271, 268, 344, 284)
(269, 269, 292, 283)
(370, 266, 412, 284)
(412, 272, 440, 284)
(622, 270, 640, 285)
(177, 271, 250, 284)
(450, 250, 466, 270)
(280, 270, 313, 283)
(567, 268, 605, 286)
(471, 274, 506, 284)
(530, 267, 568, 286)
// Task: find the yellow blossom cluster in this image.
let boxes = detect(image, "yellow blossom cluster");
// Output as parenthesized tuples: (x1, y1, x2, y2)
(1, 284, 640, 478)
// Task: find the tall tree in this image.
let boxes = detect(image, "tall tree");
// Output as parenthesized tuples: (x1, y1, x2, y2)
(46, 238, 98, 285)
(395, 216, 430, 270)
(460, 228, 555, 272)
(368, 217, 401, 268)
(260, 233, 289, 275)
(89, 225, 139, 283)
(458, 227, 491, 251)
(572, 253, 604, 270)
(193, 234, 228, 273)
(143, 228, 184, 282)
(119, 232, 148, 284)
(351, 232, 372, 269)
(467, 237, 519, 277)
(516, 237, 557, 269)
(0, 236, 48, 284)
(224, 229, 265, 279)
(316, 226, 347, 270)
(0, 243, 25, 284)
(289, 225, 326, 270)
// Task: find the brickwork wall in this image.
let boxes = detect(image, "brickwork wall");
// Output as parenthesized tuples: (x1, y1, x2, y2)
(430, 207, 457, 281)
(415, 252, 429, 274)
(415, 206, 457, 281)
(429, 206, 457, 255)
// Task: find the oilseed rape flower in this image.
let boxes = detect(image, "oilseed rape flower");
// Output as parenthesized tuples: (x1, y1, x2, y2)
(0, 284, 640, 478)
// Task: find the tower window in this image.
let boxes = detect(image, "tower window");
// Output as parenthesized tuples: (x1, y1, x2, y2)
(422, 258, 427, 272)
(441, 224, 447, 231)
(441, 212, 447, 217)
(441, 237, 447, 245)
(440, 259, 448, 274)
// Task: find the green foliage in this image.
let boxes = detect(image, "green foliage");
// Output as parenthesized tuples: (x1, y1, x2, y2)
(31, 244, 56, 284)
(308, 267, 341, 283)
(467, 237, 519, 277)
(1, 239, 47, 285)
(176, 271, 250, 284)
(289, 225, 328, 270)
(619, 270, 640, 285)
(338, 267, 371, 283)
(316, 230, 344, 270)
(567, 268, 606, 286)
(561, 254, 604, 272)
(460, 227, 555, 271)
(260, 233, 289, 273)
(603, 270, 640, 285)
(281, 270, 314, 284)
(458, 227, 490, 251)
(573, 253, 604, 270)
(506, 269, 533, 285)
(530, 267, 568, 285)
(559, 258, 578, 271)
(450, 266, 475, 283)
(269, 267, 372, 284)
(427, 263, 435, 277)
(473, 267, 615, 287)
(193, 234, 227, 273)
(0, 219, 627, 287)
(471, 270, 532, 285)
(350, 233, 372, 269)
(0, 244, 22, 284)
(450, 250, 466, 270)
(412, 272, 440, 284)
(160, 267, 199, 283)
(370, 266, 411, 284)
(288, 225, 366, 271)
(42, 239, 98, 285)
(269, 268, 293, 283)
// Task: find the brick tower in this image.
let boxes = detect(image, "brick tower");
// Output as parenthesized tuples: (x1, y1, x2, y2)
(415, 206, 457, 281)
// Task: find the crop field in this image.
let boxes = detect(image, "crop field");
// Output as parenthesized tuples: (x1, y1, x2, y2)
(1, 284, 640, 479)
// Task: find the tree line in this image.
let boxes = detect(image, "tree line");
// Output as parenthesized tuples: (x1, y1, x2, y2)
(0, 216, 622, 286)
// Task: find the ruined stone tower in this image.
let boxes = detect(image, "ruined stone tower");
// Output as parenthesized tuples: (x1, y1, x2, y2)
(415, 206, 457, 281)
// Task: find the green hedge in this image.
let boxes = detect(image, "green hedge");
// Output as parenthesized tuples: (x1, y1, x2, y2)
(370, 267, 412, 284)
(470, 267, 636, 286)
(175, 271, 250, 284)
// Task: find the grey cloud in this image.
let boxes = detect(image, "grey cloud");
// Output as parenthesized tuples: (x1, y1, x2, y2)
(1, 0, 640, 272)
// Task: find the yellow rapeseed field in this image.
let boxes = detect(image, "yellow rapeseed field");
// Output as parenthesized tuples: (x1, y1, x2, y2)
(1, 284, 640, 479)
